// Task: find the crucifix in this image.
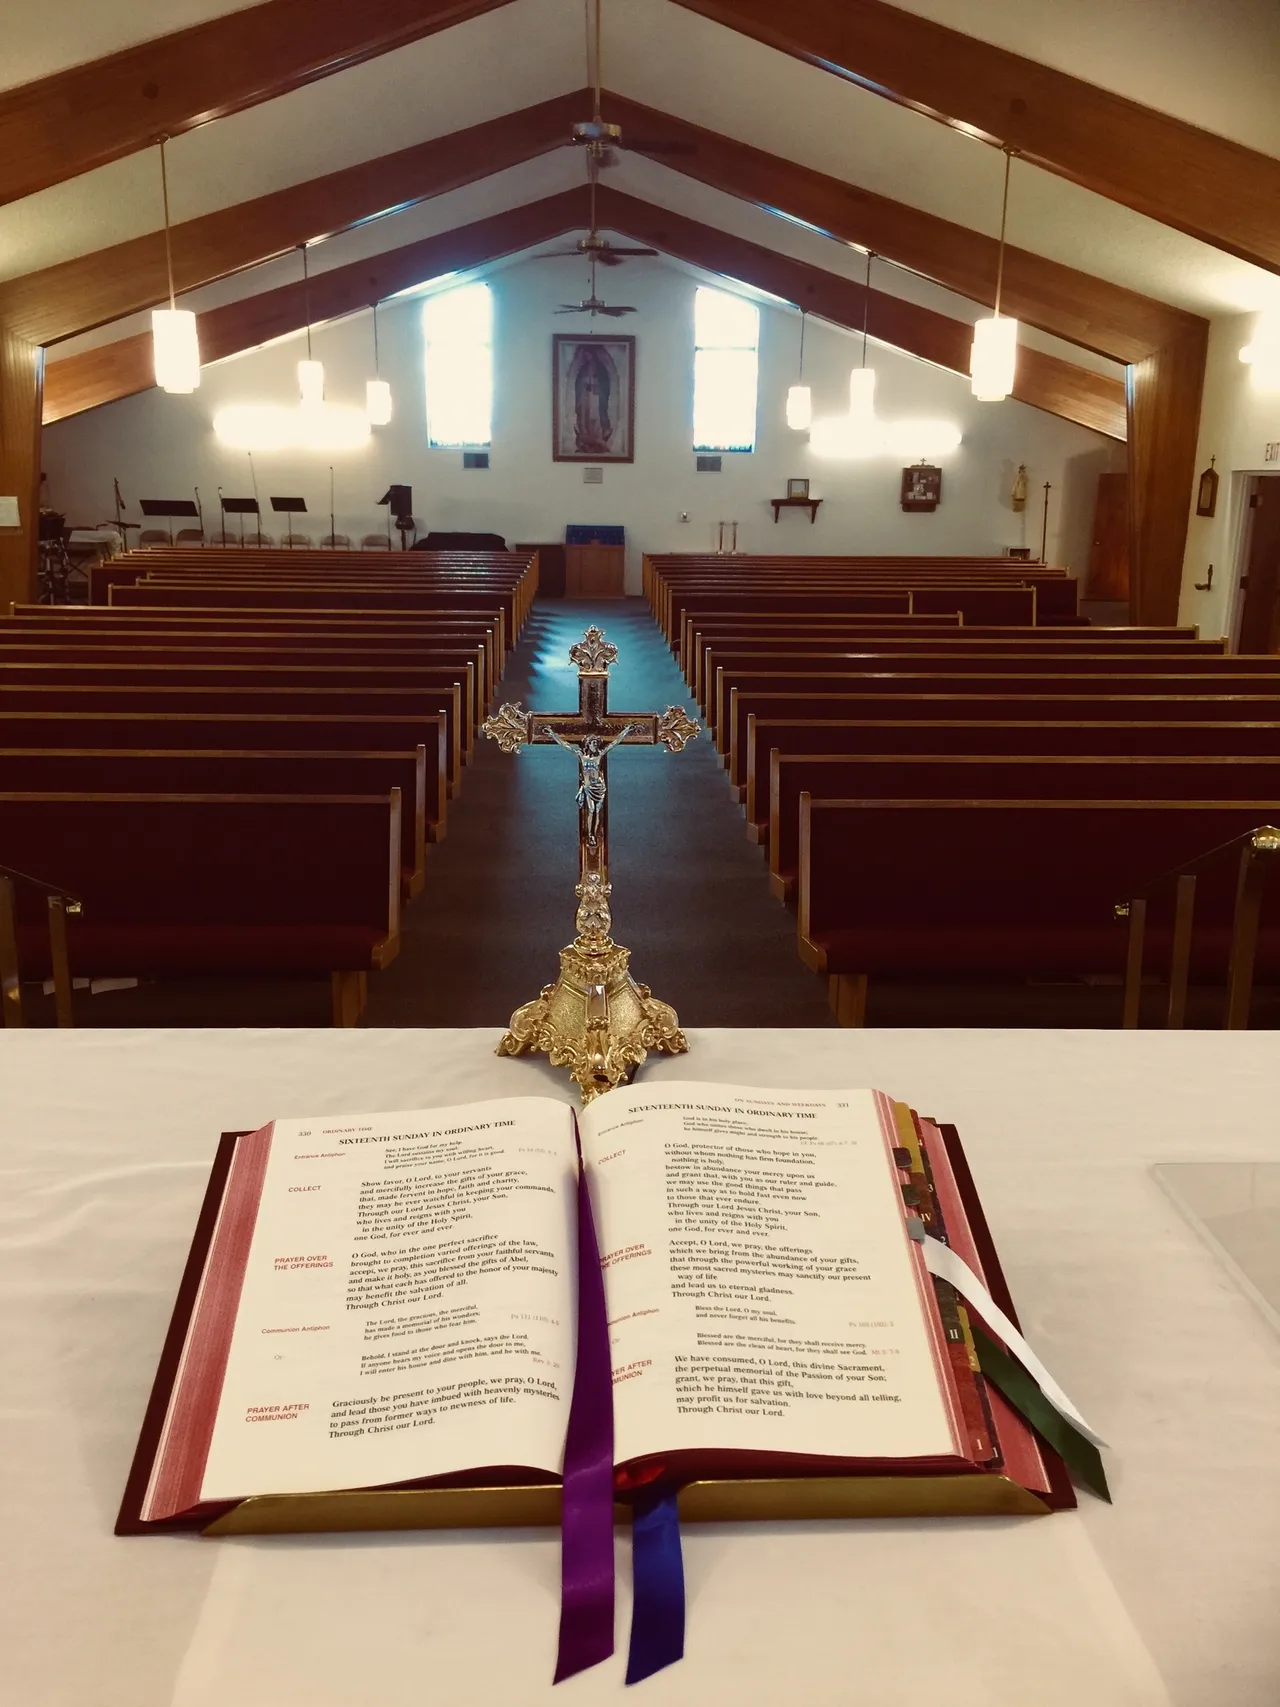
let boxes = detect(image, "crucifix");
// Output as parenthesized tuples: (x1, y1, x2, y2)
(481, 626, 699, 1101)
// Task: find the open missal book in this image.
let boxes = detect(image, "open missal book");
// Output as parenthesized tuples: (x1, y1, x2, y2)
(118, 1084, 1070, 1532)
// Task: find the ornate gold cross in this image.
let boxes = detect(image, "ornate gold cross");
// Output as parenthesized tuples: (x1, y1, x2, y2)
(480, 626, 699, 1101)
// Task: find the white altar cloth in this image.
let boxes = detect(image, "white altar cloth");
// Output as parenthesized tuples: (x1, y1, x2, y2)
(2, 1027, 1277, 1707)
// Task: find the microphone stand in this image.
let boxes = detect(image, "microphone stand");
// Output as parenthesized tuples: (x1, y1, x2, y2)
(329, 465, 336, 548)
(218, 487, 225, 546)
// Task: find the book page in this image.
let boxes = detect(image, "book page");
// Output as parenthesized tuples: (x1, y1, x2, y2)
(580, 1084, 964, 1467)
(162, 1098, 577, 1512)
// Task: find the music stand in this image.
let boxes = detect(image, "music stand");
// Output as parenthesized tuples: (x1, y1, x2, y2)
(270, 496, 307, 549)
(377, 485, 413, 551)
(220, 496, 259, 549)
(139, 499, 200, 548)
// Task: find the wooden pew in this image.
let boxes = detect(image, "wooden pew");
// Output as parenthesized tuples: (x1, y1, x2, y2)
(745, 716, 1280, 841)
(795, 798, 1280, 1022)
(686, 626, 1225, 701)
(8, 608, 505, 693)
(770, 753, 1280, 901)
(2, 792, 402, 1026)
(0, 710, 447, 842)
(0, 683, 464, 794)
(0, 749, 430, 900)
(723, 682, 1280, 786)
(0, 641, 489, 726)
(110, 584, 524, 648)
(702, 645, 1261, 724)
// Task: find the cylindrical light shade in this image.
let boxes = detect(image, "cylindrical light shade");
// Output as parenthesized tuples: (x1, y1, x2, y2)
(785, 384, 812, 431)
(151, 309, 201, 394)
(298, 358, 325, 407)
(848, 365, 876, 422)
(970, 315, 1018, 401)
(366, 377, 393, 426)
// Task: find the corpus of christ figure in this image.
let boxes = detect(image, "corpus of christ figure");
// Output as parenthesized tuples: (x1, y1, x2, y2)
(479, 626, 700, 1099)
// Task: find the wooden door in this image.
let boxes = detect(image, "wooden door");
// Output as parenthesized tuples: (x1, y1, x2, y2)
(1237, 478, 1280, 654)
(1086, 471, 1130, 600)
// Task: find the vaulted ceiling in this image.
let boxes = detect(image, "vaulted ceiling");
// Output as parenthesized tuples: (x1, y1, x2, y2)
(4, 0, 1279, 618)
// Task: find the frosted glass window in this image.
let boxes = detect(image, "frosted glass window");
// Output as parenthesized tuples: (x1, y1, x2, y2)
(424, 282, 493, 447)
(693, 285, 758, 452)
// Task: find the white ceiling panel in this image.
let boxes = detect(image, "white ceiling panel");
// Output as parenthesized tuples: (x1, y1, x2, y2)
(0, 0, 580, 281)
(48, 151, 586, 359)
(888, 0, 1280, 159)
(608, 0, 1280, 316)
(0, 0, 258, 92)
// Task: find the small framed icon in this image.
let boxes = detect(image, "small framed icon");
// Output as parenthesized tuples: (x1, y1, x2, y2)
(786, 478, 810, 499)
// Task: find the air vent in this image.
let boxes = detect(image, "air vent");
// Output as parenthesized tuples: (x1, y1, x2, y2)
(463, 451, 489, 469)
(583, 466, 604, 485)
(696, 455, 722, 473)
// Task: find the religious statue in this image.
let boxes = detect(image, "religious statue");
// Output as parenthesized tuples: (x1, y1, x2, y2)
(541, 721, 637, 847)
(481, 627, 700, 1100)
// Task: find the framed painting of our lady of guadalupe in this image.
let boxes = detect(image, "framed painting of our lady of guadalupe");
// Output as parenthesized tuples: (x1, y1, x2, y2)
(552, 334, 635, 462)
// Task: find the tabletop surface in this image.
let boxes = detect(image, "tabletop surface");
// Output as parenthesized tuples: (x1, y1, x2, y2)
(3, 1026, 1278, 1707)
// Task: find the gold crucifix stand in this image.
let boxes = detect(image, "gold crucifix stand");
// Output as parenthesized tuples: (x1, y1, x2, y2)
(481, 626, 699, 1101)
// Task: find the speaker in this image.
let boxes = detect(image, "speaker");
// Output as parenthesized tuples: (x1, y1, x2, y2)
(378, 484, 413, 519)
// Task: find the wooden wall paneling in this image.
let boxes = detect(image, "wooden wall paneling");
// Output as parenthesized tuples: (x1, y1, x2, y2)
(1126, 326, 1209, 625)
(0, 0, 519, 206)
(43, 189, 591, 423)
(0, 92, 586, 348)
(671, 0, 1280, 274)
(597, 188, 1127, 438)
(0, 325, 43, 608)
(603, 94, 1196, 363)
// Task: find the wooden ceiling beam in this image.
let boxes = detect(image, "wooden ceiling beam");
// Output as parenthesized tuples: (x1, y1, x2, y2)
(595, 187, 1126, 439)
(671, 0, 1280, 274)
(42, 188, 589, 423)
(0, 0, 518, 207)
(602, 93, 1198, 364)
(0, 92, 587, 348)
(43, 183, 1125, 435)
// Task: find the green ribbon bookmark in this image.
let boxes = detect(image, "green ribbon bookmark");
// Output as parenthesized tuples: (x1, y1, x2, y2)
(970, 1321, 1112, 1504)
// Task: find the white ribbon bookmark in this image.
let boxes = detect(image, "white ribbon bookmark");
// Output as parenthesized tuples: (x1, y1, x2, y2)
(913, 1229, 1108, 1449)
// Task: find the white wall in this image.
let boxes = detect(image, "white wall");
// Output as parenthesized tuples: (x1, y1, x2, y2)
(42, 254, 1124, 593)
(1178, 310, 1280, 638)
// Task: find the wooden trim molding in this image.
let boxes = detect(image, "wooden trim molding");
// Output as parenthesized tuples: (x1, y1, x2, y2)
(0, 325, 43, 608)
(671, 0, 1280, 275)
(0, 0, 518, 206)
(45, 184, 1125, 439)
(602, 94, 1199, 364)
(595, 188, 1127, 439)
(43, 190, 591, 422)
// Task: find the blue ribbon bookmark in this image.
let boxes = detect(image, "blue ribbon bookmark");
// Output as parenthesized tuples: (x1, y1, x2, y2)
(626, 1486, 685, 1684)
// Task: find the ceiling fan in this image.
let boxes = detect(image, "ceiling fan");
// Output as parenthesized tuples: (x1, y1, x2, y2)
(554, 252, 637, 318)
(567, 0, 696, 168)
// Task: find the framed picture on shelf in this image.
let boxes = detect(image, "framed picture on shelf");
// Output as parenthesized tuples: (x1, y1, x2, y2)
(786, 477, 810, 499)
(552, 335, 635, 463)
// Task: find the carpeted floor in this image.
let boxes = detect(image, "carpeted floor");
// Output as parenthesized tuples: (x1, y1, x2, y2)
(363, 598, 835, 1029)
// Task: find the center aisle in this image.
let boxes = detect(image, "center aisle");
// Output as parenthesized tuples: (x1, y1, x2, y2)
(364, 597, 834, 1029)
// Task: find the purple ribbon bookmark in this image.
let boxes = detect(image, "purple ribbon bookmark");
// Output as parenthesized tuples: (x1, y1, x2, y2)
(553, 1126, 615, 1683)
(626, 1486, 685, 1684)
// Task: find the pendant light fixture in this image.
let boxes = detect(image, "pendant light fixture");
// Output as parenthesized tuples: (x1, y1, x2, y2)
(151, 136, 201, 394)
(366, 301, 393, 426)
(297, 244, 325, 407)
(971, 147, 1019, 402)
(847, 250, 877, 425)
(786, 310, 812, 430)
